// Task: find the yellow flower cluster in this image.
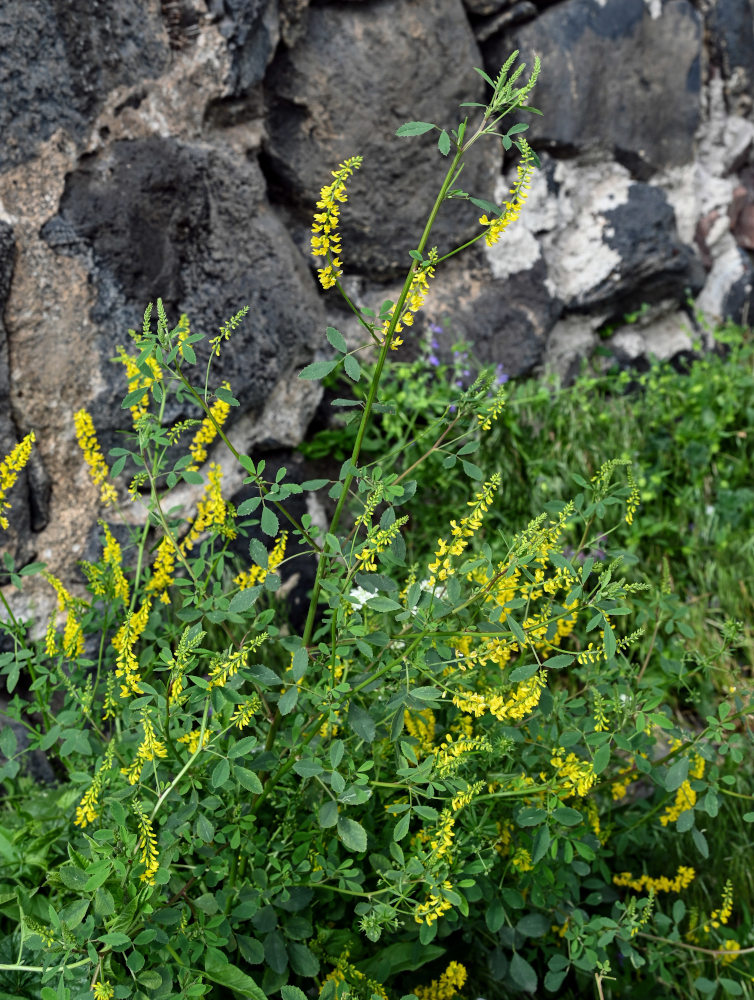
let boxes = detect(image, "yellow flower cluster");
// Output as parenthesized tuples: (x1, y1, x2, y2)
(174, 312, 191, 357)
(659, 779, 697, 827)
(181, 463, 236, 553)
(74, 743, 115, 828)
(235, 531, 288, 589)
(146, 535, 177, 603)
(381, 248, 438, 349)
(625, 466, 641, 525)
(0, 431, 35, 530)
(511, 847, 533, 872)
(178, 728, 212, 755)
(477, 386, 506, 432)
(450, 779, 485, 811)
(112, 598, 152, 698)
(230, 694, 261, 729)
(187, 384, 232, 470)
(133, 801, 159, 884)
(311, 155, 363, 289)
(414, 961, 467, 1000)
(121, 711, 168, 785)
(613, 865, 696, 894)
(116, 345, 163, 428)
(90, 522, 130, 604)
(44, 573, 85, 658)
(704, 879, 734, 933)
(434, 732, 492, 776)
(414, 881, 454, 925)
(319, 948, 388, 1000)
(550, 749, 597, 798)
(452, 671, 547, 724)
(74, 409, 118, 506)
(479, 138, 535, 246)
(356, 517, 409, 572)
(428, 475, 500, 586)
(93, 981, 115, 1000)
(207, 633, 268, 691)
(404, 708, 436, 755)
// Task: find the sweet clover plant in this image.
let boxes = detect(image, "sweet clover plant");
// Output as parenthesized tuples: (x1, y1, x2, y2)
(0, 52, 753, 1000)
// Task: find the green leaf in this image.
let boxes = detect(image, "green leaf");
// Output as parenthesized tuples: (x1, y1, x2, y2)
(229, 735, 259, 758)
(211, 758, 231, 788)
(517, 807, 547, 827)
(98, 931, 131, 950)
(278, 686, 299, 716)
(301, 479, 330, 490)
(516, 913, 550, 938)
(395, 121, 436, 136)
(282, 988, 309, 1000)
(216, 386, 239, 406)
(506, 614, 527, 646)
(593, 745, 611, 774)
(531, 825, 550, 864)
(325, 327, 347, 354)
(676, 810, 695, 833)
(553, 806, 582, 827)
(366, 595, 402, 612)
(288, 943, 320, 978)
(234, 766, 263, 794)
(486, 898, 505, 933)
(509, 663, 538, 683)
(249, 538, 269, 568)
(204, 956, 266, 1000)
(299, 359, 338, 380)
(343, 354, 361, 382)
(291, 646, 309, 681)
(665, 758, 689, 792)
(509, 953, 537, 993)
(228, 587, 261, 614)
(261, 507, 279, 537)
(318, 801, 339, 828)
(394, 812, 411, 842)
(337, 816, 367, 853)
(438, 130, 451, 155)
(348, 703, 376, 743)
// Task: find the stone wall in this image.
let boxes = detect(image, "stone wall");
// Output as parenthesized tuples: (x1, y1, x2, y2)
(2, 0, 753, 611)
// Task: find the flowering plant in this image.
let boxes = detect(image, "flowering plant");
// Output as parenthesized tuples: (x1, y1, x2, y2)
(0, 51, 753, 1000)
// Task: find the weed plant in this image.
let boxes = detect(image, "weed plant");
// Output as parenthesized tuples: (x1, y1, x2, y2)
(0, 53, 753, 1000)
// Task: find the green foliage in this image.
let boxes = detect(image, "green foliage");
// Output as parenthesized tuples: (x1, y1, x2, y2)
(0, 51, 753, 1000)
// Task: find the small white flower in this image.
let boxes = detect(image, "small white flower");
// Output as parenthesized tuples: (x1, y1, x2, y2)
(347, 585, 373, 610)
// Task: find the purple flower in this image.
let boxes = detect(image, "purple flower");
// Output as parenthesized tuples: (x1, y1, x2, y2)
(430, 323, 443, 335)
(428, 354, 440, 367)
(430, 338, 440, 350)
(495, 364, 509, 385)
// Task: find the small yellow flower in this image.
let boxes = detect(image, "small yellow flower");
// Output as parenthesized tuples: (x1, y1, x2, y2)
(93, 980, 115, 1000)
(0, 431, 35, 530)
(74, 409, 118, 506)
(415, 961, 467, 1000)
(235, 531, 288, 589)
(44, 573, 85, 657)
(207, 633, 268, 691)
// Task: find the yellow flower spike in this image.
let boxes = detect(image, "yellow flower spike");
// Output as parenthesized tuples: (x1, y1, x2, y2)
(414, 881, 455, 925)
(93, 982, 115, 1000)
(207, 633, 268, 691)
(0, 431, 35, 530)
(116, 346, 163, 429)
(187, 383, 232, 471)
(112, 598, 152, 698)
(415, 961, 468, 1000)
(133, 802, 159, 884)
(146, 535, 177, 603)
(311, 155, 363, 290)
(181, 462, 237, 554)
(479, 139, 535, 247)
(73, 743, 115, 829)
(74, 409, 118, 507)
(100, 522, 129, 604)
(43, 573, 85, 658)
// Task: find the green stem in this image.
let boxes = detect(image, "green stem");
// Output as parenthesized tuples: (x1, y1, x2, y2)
(301, 142, 467, 647)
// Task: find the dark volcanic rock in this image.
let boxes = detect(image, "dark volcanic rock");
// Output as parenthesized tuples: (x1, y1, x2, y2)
(0, 0, 169, 171)
(42, 137, 325, 434)
(263, 0, 499, 279)
(708, 0, 754, 113)
(493, 0, 702, 174)
(587, 184, 705, 314)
